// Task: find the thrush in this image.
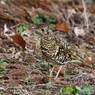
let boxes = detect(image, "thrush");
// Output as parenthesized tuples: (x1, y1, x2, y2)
(35, 26, 91, 78)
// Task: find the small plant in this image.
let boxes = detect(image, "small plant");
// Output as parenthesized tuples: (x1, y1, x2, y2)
(59, 85, 94, 95)
(60, 86, 75, 94)
(0, 91, 4, 95)
(30, 61, 53, 75)
(93, 63, 95, 67)
(35, 61, 53, 68)
(48, 24, 55, 31)
(17, 25, 30, 32)
(0, 71, 5, 74)
(0, 59, 10, 69)
(32, 14, 43, 24)
(31, 33, 40, 40)
(44, 15, 56, 23)
(32, 13, 56, 24)
(24, 50, 30, 54)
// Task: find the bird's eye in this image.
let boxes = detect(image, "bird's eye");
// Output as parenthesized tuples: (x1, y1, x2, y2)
(41, 29, 44, 32)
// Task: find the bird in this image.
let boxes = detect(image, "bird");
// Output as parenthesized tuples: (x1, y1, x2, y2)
(35, 26, 91, 78)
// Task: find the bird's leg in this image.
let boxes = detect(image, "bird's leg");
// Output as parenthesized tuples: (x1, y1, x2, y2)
(55, 65, 63, 79)
(50, 65, 56, 77)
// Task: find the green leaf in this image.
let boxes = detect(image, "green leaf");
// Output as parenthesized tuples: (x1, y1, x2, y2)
(17, 25, 30, 32)
(60, 86, 75, 94)
(0, 71, 5, 74)
(31, 33, 40, 40)
(92, 63, 95, 67)
(48, 24, 55, 31)
(32, 13, 56, 24)
(24, 50, 30, 54)
(44, 15, 56, 23)
(0, 59, 10, 69)
(60, 85, 94, 95)
(0, 91, 4, 95)
(81, 85, 94, 95)
(75, 86, 82, 92)
(32, 14, 43, 24)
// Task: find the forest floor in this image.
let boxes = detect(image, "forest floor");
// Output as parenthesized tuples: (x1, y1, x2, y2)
(0, 0, 95, 95)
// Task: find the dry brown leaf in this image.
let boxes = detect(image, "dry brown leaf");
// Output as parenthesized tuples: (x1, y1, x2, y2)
(3, 24, 26, 50)
(85, 58, 92, 65)
(10, 34, 26, 50)
(55, 23, 70, 32)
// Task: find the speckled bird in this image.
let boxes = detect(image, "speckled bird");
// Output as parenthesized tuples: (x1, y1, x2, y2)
(35, 26, 90, 78)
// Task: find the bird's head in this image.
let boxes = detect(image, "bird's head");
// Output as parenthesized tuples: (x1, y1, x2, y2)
(35, 26, 53, 36)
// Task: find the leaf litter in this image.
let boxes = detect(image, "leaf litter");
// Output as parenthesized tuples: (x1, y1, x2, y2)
(0, 0, 95, 95)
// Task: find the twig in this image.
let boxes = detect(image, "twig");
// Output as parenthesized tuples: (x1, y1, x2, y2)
(82, 0, 89, 30)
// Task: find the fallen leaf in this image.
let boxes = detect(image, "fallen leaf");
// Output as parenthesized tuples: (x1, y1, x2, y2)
(85, 57, 92, 65)
(10, 34, 26, 50)
(74, 27, 85, 37)
(3, 24, 26, 50)
(55, 23, 70, 32)
(67, 9, 76, 16)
